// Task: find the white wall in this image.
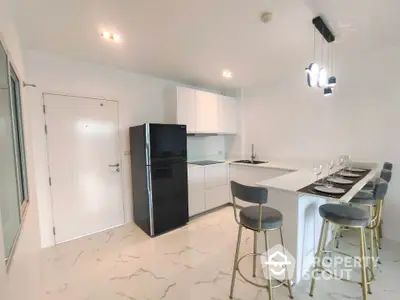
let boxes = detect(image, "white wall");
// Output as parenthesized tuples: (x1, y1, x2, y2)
(239, 43, 400, 242)
(0, 0, 41, 299)
(24, 50, 235, 248)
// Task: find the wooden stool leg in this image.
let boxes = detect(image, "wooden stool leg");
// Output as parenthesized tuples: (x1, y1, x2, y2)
(309, 220, 329, 297)
(229, 225, 243, 299)
(264, 231, 274, 300)
(360, 228, 368, 300)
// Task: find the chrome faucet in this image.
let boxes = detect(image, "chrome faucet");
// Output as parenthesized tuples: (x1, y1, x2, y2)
(250, 144, 256, 163)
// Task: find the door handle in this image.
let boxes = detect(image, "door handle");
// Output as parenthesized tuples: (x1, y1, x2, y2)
(108, 163, 120, 167)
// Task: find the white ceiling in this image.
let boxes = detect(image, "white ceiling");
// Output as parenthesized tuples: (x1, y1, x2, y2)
(11, 0, 400, 90)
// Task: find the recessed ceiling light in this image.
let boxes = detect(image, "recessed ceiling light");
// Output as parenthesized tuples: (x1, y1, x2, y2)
(221, 70, 233, 79)
(101, 31, 121, 42)
(113, 34, 121, 42)
(102, 31, 111, 39)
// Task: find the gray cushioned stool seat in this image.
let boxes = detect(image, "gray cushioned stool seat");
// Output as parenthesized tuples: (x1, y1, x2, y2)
(350, 190, 377, 206)
(353, 190, 373, 199)
(350, 198, 377, 206)
(319, 204, 371, 227)
(240, 206, 282, 230)
(362, 180, 374, 191)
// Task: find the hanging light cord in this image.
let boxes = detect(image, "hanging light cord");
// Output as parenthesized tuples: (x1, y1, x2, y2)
(321, 30, 324, 66)
(332, 43, 334, 74)
(313, 28, 316, 61)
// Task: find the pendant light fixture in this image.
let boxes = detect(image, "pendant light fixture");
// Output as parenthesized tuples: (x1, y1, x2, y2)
(306, 63, 319, 88)
(318, 34, 327, 88)
(327, 76, 337, 88)
(324, 42, 333, 97)
(305, 28, 319, 88)
(305, 16, 337, 95)
(327, 43, 337, 88)
(324, 87, 333, 96)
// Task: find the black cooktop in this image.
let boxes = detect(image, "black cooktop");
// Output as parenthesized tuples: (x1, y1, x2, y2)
(190, 160, 224, 166)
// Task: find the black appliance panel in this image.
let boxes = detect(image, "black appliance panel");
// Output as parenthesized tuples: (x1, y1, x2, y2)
(150, 161, 189, 235)
(149, 124, 187, 162)
(129, 126, 151, 235)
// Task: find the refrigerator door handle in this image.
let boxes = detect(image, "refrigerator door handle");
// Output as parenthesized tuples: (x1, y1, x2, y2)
(146, 166, 155, 236)
(145, 123, 151, 166)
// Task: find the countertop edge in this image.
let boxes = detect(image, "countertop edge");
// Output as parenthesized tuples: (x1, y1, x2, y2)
(228, 161, 298, 172)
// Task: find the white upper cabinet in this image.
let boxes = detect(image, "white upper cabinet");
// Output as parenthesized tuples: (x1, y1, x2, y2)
(176, 87, 196, 133)
(195, 90, 219, 133)
(174, 86, 237, 134)
(218, 96, 237, 134)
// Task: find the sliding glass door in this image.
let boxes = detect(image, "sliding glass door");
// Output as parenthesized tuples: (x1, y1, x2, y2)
(0, 40, 27, 262)
(10, 65, 28, 207)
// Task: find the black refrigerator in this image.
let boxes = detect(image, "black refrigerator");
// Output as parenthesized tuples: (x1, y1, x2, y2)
(129, 123, 189, 237)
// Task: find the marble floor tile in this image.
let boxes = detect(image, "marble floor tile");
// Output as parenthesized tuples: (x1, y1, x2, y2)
(40, 207, 400, 300)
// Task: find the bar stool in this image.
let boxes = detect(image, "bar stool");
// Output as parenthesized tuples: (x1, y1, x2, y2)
(383, 161, 393, 171)
(359, 169, 391, 244)
(351, 177, 390, 264)
(362, 162, 392, 192)
(310, 180, 388, 300)
(229, 181, 293, 300)
(335, 172, 391, 251)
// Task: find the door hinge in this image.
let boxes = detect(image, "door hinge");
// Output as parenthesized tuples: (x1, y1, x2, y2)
(53, 227, 56, 235)
(48, 177, 52, 185)
(43, 105, 46, 114)
(44, 124, 48, 134)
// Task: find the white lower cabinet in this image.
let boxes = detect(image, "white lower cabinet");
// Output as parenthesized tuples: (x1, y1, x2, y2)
(205, 185, 230, 210)
(188, 185, 206, 216)
(188, 163, 230, 217)
(188, 166, 205, 217)
(205, 163, 229, 189)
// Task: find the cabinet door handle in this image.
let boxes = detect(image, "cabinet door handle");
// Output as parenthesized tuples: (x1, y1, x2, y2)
(108, 163, 120, 167)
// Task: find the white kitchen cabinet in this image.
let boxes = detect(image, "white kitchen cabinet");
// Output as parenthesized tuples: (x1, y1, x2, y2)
(187, 163, 230, 217)
(172, 86, 237, 134)
(187, 166, 205, 217)
(218, 96, 237, 134)
(177, 87, 196, 133)
(205, 185, 230, 211)
(204, 163, 230, 210)
(205, 163, 229, 189)
(194, 90, 219, 133)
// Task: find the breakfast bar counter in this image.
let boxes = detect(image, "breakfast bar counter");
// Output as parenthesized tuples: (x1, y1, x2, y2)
(230, 159, 379, 284)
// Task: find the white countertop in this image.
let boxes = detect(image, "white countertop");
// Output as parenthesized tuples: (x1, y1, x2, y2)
(229, 159, 379, 203)
(228, 159, 300, 171)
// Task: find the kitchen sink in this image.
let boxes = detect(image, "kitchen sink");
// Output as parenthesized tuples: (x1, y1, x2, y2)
(233, 160, 267, 165)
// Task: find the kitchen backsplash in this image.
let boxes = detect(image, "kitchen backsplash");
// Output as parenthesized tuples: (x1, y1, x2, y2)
(187, 135, 226, 162)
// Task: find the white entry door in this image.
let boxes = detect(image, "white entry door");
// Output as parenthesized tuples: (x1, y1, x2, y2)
(44, 94, 124, 244)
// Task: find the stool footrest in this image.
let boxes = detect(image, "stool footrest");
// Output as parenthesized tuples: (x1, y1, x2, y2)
(236, 252, 285, 289)
(314, 250, 376, 285)
(314, 266, 375, 285)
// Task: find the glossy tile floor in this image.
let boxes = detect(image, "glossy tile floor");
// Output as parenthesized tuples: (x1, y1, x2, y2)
(41, 206, 400, 300)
